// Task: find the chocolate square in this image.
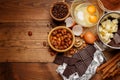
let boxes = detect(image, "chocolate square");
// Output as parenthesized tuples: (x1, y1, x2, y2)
(117, 30, 120, 35)
(84, 57, 93, 67)
(79, 50, 90, 60)
(54, 55, 80, 65)
(63, 65, 77, 78)
(113, 33, 120, 44)
(63, 57, 81, 66)
(75, 61, 87, 76)
(53, 55, 64, 65)
(86, 45, 96, 57)
(72, 50, 82, 59)
(67, 58, 81, 66)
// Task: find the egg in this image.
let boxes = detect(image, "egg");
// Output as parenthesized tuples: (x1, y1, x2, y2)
(87, 5, 96, 14)
(89, 15, 98, 23)
(83, 31, 96, 44)
(74, 3, 99, 27)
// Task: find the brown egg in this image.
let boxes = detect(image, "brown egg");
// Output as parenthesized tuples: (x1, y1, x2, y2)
(83, 31, 96, 44)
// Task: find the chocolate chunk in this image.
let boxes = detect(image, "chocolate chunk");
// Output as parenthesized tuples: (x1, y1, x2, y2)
(67, 58, 81, 66)
(108, 39, 120, 47)
(79, 50, 90, 60)
(84, 57, 93, 67)
(117, 30, 120, 35)
(73, 45, 96, 60)
(63, 57, 80, 66)
(113, 33, 120, 44)
(72, 50, 82, 59)
(86, 45, 96, 57)
(63, 66, 77, 78)
(75, 61, 87, 76)
(54, 55, 80, 65)
(53, 55, 64, 65)
(108, 39, 116, 46)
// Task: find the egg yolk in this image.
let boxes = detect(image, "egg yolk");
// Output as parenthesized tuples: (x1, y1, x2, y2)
(89, 15, 98, 23)
(87, 5, 96, 14)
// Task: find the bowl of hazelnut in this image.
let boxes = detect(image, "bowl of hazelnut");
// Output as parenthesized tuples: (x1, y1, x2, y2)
(48, 26, 75, 52)
(50, 2, 70, 21)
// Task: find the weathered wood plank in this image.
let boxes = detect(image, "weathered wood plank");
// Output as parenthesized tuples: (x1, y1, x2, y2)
(0, 21, 55, 62)
(0, 48, 55, 62)
(0, 63, 61, 80)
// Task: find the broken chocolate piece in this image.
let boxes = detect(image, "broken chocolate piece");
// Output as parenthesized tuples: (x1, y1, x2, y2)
(84, 57, 93, 67)
(54, 55, 80, 65)
(117, 30, 120, 35)
(72, 50, 82, 59)
(73, 45, 96, 60)
(53, 55, 64, 65)
(67, 58, 81, 66)
(86, 45, 96, 57)
(113, 33, 120, 44)
(63, 66, 77, 78)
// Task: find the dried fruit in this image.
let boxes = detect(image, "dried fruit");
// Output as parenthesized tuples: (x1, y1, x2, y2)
(28, 31, 32, 36)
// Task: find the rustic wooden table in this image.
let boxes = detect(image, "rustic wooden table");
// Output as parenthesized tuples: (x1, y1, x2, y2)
(0, 0, 119, 80)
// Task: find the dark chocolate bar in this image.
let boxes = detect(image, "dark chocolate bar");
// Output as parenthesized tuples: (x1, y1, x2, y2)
(54, 45, 96, 78)
(73, 45, 96, 60)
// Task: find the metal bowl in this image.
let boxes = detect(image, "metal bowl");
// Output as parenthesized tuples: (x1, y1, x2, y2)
(97, 11, 120, 49)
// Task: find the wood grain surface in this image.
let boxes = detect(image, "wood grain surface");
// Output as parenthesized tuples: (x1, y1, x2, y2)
(0, 0, 119, 80)
(0, 63, 62, 80)
(0, 21, 56, 62)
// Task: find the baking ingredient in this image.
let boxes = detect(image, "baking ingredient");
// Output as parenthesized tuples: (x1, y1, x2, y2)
(87, 5, 96, 14)
(72, 25, 83, 36)
(83, 31, 96, 44)
(99, 16, 118, 44)
(28, 31, 32, 36)
(89, 15, 98, 23)
(50, 28, 73, 50)
(97, 53, 120, 79)
(65, 17, 76, 28)
(74, 37, 84, 47)
(74, 3, 99, 27)
(52, 2, 68, 19)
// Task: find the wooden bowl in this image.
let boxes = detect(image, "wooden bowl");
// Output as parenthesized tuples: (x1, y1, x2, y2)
(50, 2, 70, 21)
(48, 26, 75, 52)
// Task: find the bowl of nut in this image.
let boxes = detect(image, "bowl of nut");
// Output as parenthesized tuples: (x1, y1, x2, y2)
(50, 2, 70, 21)
(48, 26, 75, 52)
